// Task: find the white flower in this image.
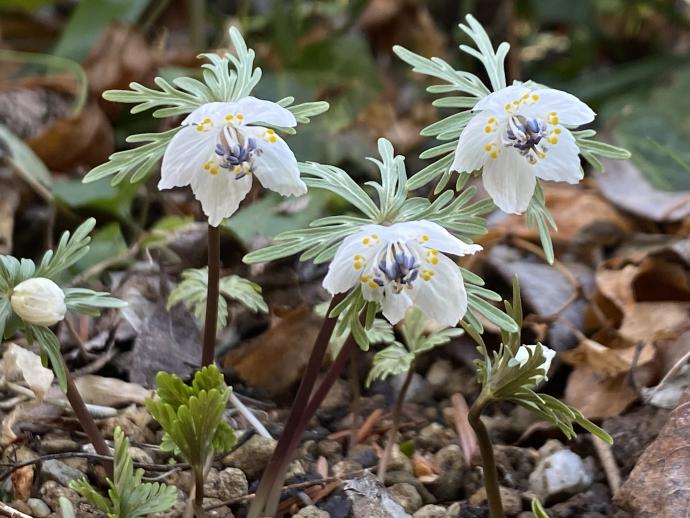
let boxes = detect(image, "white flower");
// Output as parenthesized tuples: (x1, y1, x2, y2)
(451, 83, 595, 214)
(323, 220, 482, 326)
(159, 97, 306, 226)
(11, 277, 67, 326)
(509, 344, 556, 382)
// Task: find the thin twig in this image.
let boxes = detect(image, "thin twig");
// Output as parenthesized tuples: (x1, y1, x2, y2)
(592, 435, 621, 494)
(378, 364, 414, 482)
(230, 392, 271, 439)
(0, 501, 32, 518)
(0, 452, 188, 482)
(645, 347, 690, 402)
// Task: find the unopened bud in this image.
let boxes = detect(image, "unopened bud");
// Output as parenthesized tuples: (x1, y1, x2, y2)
(11, 277, 67, 326)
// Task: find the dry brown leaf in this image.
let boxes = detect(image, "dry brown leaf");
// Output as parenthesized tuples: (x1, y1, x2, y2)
(561, 338, 653, 378)
(618, 302, 690, 345)
(615, 387, 690, 515)
(223, 305, 323, 398)
(564, 367, 643, 418)
(11, 465, 33, 502)
(412, 452, 437, 482)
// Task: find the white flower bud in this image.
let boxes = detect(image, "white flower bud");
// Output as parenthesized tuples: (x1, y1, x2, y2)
(510, 344, 556, 381)
(11, 277, 67, 326)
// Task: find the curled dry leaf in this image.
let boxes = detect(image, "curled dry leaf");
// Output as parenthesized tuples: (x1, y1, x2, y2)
(615, 387, 690, 515)
(223, 305, 323, 398)
(3, 343, 54, 400)
(72, 374, 151, 407)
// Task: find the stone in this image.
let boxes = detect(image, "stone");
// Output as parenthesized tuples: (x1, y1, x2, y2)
(469, 486, 523, 515)
(222, 435, 276, 480)
(426, 360, 453, 395)
(392, 372, 433, 404)
(40, 459, 84, 486)
(429, 444, 465, 501)
(348, 444, 377, 468)
(434, 444, 464, 472)
(204, 467, 248, 501)
(416, 422, 453, 452)
(38, 434, 79, 453)
(387, 444, 413, 473)
(446, 501, 488, 517)
(413, 504, 448, 518)
(317, 440, 343, 463)
(528, 449, 594, 501)
(384, 471, 436, 505)
(320, 378, 352, 413)
(389, 482, 423, 514)
(27, 498, 51, 517)
(39, 481, 81, 512)
(295, 505, 331, 517)
(203, 497, 234, 517)
(332, 459, 363, 479)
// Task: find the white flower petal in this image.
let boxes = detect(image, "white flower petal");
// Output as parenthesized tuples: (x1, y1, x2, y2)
(380, 285, 414, 325)
(181, 102, 235, 125)
(451, 112, 499, 174)
(159, 124, 221, 189)
(482, 148, 537, 214)
(386, 221, 482, 257)
(533, 128, 583, 183)
(323, 225, 389, 294)
(410, 251, 467, 327)
(234, 97, 297, 127)
(474, 83, 530, 112)
(189, 169, 253, 226)
(521, 88, 595, 126)
(242, 126, 306, 196)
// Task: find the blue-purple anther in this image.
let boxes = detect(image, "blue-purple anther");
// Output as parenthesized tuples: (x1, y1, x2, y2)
(215, 137, 261, 179)
(375, 242, 420, 293)
(503, 114, 548, 163)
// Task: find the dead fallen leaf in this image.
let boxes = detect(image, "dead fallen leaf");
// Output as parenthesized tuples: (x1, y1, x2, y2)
(11, 465, 33, 502)
(73, 375, 151, 407)
(564, 366, 648, 418)
(615, 387, 690, 515)
(3, 343, 54, 400)
(223, 305, 322, 398)
(598, 157, 690, 222)
(561, 338, 654, 378)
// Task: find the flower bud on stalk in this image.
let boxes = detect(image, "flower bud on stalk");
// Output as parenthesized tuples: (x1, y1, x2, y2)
(11, 277, 67, 326)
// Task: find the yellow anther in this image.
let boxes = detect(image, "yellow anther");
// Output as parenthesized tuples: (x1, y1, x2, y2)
(512, 100, 520, 105)
(531, 94, 539, 101)
(554, 128, 562, 134)
(196, 125, 206, 132)
(236, 113, 244, 120)
(360, 275, 370, 282)
(490, 151, 498, 159)
(484, 144, 492, 151)
(548, 136, 558, 145)
(354, 262, 363, 270)
(421, 235, 429, 242)
(209, 167, 218, 175)
(266, 128, 275, 134)
(484, 126, 492, 133)
(362, 238, 370, 245)
(488, 117, 496, 123)
(203, 162, 211, 170)
(521, 93, 529, 99)
(267, 135, 277, 143)
(225, 114, 234, 121)
(368, 280, 379, 289)
(371, 234, 379, 239)
(505, 103, 512, 111)
(538, 151, 546, 158)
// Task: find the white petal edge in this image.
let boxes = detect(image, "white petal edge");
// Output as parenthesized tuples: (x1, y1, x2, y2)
(379, 285, 414, 325)
(474, 84, 530, 112)
(323, 225, 389, 295)
(482, 149, 537, 214)
(242, 126, 306, 196)
(411, 251, 467, 327)
(387, 220, 482, 257)
(189, 169, 253, 226)
(451, 112, 499, 174)
(523, 88, 595, 126)
(159, 125, 221, 189)
(234, 97, 297, 127)
(533, 128, 583, 183)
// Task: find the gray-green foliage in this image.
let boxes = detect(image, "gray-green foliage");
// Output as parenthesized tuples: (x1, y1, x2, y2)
(167, 267, 268, 333)
(395, 14, 630, 263)
(470, 278, 612, 444)
(244, 138, 512, 348)
(367, 306, 463, 386)
(0, 218, 126, 390)
(145, 365, 236, 472)
(70, 427, 177, 518)
(85, 27, 328, 186)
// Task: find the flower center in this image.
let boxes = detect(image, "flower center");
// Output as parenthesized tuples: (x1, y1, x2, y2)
(374, 241, 420, 293)
(502, 114, 549, 165)
(214, 125, 262, 179)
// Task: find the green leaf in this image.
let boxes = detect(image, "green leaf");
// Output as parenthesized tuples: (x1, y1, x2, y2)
(366, 343, 414, 387)
(64, 288, 127, 317)
(146, 366, 236, 473)
(30, 325, 67, 391)
(167, 268, 267, 333)
(526, 182, 557, 265)
(36, 218, 96, 280)
(72, 223, 128, 275)
(531, 497, 550, 518)
(0, 123, 52, 188)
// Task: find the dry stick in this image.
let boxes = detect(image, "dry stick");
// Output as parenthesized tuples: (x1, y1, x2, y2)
(261, 333, 359, 518)
(247, 293, 346, 518)
(201, 224, 221, 367)
(468, 398, 504, 518)
(0, 501, 32, 518)
(377, 362, 415, 482)
(592, 435, 621, 494)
